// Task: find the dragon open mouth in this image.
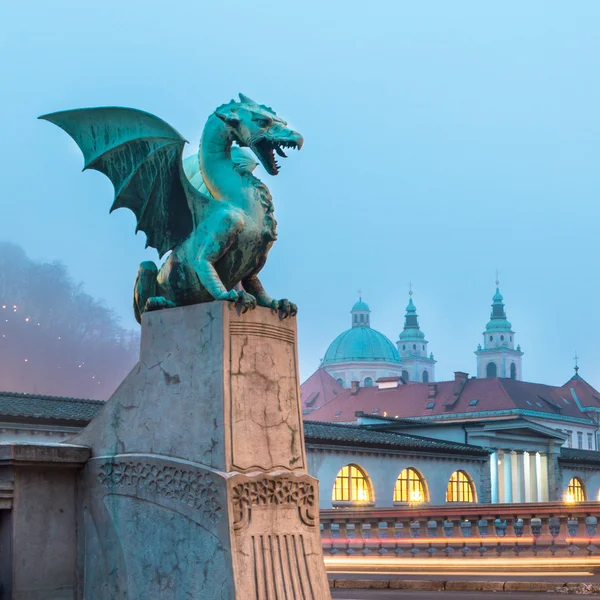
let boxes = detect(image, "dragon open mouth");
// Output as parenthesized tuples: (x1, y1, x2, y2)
(253, 138, 301, 176)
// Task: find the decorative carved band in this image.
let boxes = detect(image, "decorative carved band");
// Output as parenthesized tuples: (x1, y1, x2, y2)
(96, 461, 222, 523)
(229, 321, 295, 344)
(232, 475, 316, 531)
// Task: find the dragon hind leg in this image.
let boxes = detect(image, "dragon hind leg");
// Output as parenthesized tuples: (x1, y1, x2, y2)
(133, 261, 175, 323)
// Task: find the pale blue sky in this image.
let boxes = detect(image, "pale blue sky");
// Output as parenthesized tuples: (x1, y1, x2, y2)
(2, 1, 600, 388)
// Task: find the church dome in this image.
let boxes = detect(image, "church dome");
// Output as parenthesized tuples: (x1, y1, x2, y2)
(322, 327, 400, 365)
(352, 300, 370, 312)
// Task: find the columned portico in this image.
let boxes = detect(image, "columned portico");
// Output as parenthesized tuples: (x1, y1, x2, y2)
(465, 418, 567, 504)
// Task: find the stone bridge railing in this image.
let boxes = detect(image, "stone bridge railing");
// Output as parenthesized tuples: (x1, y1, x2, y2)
(320, 502, 600, 559)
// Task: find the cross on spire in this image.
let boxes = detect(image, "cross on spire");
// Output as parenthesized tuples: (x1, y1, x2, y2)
(357, 288, 362, 302)
(574, 352, 580, 375)
(409, 281, 413, 297)
(495, 269, 500, 288)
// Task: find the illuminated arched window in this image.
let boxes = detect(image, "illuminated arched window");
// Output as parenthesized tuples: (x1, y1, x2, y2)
(566, 477, 586, 503)
(446, 471, 476, 503)
(332, 465, 372, 504)
(364, 377, 373, 387)
(394, 468, 427, 503)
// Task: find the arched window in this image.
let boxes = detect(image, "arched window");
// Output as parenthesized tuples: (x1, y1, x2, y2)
(446, 471, 476, 502)
(412, 344, 417, 350)
(566, 477, 586, 503)
(332, 465, 372, 504)
(510, 363, 516, 379)
(364, 377, 373, 387)
(422, 370, 429, 383)
(486, 362, 497, 378)
(336, 378, 344, 387)
(500, 335, 504, 341)
(489, 335, 493, 342)
(402, 370, 409, 381)
(394, 468, 427, 503)
(402, 344, 406, 350)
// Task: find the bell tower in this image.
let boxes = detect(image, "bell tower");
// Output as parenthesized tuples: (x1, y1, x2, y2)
(475, 276, 523, 379)
(397, 286, 436, 382)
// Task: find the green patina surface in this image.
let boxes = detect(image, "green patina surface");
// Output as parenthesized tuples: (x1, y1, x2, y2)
(40, 94, 303, 322)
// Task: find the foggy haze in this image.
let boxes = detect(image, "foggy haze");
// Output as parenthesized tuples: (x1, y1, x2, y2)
(0, 242, 139, 399)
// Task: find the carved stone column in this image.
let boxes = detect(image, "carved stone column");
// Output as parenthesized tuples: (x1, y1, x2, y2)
(72, 303, 331, 599)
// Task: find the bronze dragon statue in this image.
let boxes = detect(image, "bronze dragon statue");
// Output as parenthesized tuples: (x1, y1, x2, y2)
(40, 93, 303, 323)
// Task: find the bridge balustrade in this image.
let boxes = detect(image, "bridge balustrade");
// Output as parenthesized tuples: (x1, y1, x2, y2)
(319, 502, 600, 558)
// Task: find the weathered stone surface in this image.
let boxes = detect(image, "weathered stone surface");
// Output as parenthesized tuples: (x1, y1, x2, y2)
(75, 303, 330, 599)
(389, 579, 445, 591)
(334, 579, 389, 589)
(445, 580, 504, 591)
(504, 580, 562, 592)
(0, 442, 89, 599)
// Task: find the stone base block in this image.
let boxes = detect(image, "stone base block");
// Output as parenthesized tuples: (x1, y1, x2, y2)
(75, 303, 331, 599)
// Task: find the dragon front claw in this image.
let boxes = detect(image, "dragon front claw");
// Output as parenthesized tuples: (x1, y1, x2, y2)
(270, 298, 298, 319)
(217, 290, 257, 313)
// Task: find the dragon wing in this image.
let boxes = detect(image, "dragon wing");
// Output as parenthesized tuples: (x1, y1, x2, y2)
(40, 107, 198, 257)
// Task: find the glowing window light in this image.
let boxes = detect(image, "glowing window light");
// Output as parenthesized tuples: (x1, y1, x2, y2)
(446, 470, 476, 503)
(25, 317, 29, 322)
(332, 464, 372, 504)
(394, 468, 427, 504)
(1, 305, 5, 309)
(566, 477, 586, 503)
(24, 358, 28, 362)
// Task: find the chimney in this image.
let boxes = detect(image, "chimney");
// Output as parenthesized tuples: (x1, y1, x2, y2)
(428, 383, 438, 399)
(351, 380, 360, 395)
(454, 371, 469, 396)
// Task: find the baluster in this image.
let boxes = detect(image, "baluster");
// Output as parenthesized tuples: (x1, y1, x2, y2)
(394, 521, 405, 556)
(460, 519, 472, 556)
(477, 519, 489, 556)
(548, 516, 561, 555)
(361, 522, 372, 555)
(494, 517, 507, 556)
(586, 516, 598, 555)
(329, 522, 341, 556)
(378, 521, 391, 555)
(567, 516, 580, 555)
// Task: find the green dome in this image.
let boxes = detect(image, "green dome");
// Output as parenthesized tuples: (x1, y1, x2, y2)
(322, 327, 400, 365)
(352, 300, 370, 312)
(486, 319, 513, 332)
(399, 327, 425, 341)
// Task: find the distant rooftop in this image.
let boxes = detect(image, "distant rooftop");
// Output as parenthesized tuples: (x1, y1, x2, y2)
(0, 391, 104, 424)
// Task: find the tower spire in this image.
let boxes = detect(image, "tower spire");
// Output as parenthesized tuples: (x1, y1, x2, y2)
(476, 278, 523, 380)
(397, 286, 436, 382)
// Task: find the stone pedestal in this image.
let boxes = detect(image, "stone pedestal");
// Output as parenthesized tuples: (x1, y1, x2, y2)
(73, 303, 330, 599)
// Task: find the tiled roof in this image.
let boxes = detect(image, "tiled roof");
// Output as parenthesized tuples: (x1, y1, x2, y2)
(0, 391, 104, 423)
(301, 369, 344, 414)
(304, 375, 600, 425)
(303, 420, 489, 457)
(559, 448, 600, 466)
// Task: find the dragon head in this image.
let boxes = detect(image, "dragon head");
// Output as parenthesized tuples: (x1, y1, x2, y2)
(215, 93, 303, 176)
